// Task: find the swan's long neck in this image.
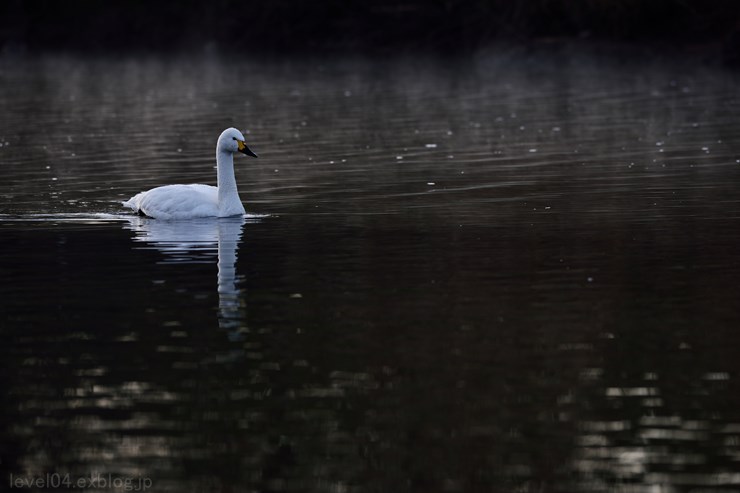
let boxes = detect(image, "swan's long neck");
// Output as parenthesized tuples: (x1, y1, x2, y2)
(216, 150, 239, 205)
(215, 146, 246, 217)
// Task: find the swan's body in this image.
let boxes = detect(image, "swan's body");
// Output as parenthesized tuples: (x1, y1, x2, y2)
(122, 128, 257, 220)
(124, 183, 240, 220)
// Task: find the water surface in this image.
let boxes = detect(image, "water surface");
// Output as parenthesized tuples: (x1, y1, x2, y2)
(1, 52, 740, 492)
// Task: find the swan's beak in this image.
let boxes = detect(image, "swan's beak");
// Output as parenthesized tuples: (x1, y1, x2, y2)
(237, 140, 258, 158)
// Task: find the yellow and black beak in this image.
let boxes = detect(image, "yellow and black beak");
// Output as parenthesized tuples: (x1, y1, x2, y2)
(237, 140, 258, 158)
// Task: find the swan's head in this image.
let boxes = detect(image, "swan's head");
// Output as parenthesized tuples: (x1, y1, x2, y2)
(218, 127, 258, 158)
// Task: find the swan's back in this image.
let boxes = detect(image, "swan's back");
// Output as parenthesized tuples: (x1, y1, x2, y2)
(123, 184, 219, 220)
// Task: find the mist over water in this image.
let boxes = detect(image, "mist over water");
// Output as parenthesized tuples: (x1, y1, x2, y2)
(1, 51, 740, 492)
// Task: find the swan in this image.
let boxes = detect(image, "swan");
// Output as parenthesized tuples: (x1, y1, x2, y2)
(122, 127, 258, 219)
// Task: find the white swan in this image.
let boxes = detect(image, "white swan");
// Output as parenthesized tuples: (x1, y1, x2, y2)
(122, 127, 258, 219)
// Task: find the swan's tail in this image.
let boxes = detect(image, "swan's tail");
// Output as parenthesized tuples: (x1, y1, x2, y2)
(122, 192, 143, 211)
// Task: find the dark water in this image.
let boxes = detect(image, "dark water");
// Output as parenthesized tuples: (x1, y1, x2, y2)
(1, 52, 740, 492)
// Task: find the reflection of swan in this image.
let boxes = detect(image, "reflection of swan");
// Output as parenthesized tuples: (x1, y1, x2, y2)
(123, 216, 240, 262)
(122, 128, 258, 219)
(216, 218, 245, 334)
(123, 216, 251, 338)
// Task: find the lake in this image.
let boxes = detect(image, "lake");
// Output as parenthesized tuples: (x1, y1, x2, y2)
(1, 50, 740, 492)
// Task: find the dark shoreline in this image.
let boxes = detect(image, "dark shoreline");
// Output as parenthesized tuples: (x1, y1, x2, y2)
(1, 0, 738, 64)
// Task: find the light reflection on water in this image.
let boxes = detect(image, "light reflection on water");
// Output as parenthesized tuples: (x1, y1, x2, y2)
(1, 52, 740, 492)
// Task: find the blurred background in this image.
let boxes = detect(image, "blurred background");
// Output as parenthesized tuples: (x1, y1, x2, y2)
(1, 0, 739, 60)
